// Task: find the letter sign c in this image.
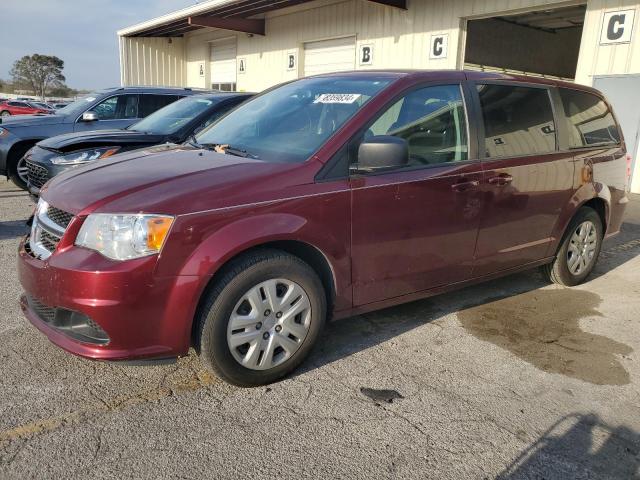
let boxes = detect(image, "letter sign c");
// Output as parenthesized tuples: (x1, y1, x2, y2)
(433, 37, 443, 57)
(607, 14, 626, 40)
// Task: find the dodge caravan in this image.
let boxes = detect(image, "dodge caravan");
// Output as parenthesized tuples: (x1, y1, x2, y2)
(18, 71, 629, 386)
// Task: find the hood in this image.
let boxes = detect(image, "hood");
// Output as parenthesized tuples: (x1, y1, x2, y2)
(38, 129, 166, 152)
(0, 114, 64, 128)
(41, 145, 313, 216)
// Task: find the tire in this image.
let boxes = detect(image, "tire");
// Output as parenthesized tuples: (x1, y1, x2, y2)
(542, 206, 603, 286)
(197, 249, 327, 387)
(0, 111, 10, 117)
(8, 144, 32, 190)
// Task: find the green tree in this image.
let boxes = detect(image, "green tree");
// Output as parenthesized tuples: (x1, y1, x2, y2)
(48, 85, 76, 99)
(10, 54, 66, 100)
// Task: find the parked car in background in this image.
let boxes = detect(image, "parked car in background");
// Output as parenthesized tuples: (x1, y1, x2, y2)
(0, 100, 53, 117)
(18, 71, 629, 387)
(25, 92, 252, 195)
(30, 102, 56, 112)
(51, 103, 70, 110)
(0, 86, 202, 188)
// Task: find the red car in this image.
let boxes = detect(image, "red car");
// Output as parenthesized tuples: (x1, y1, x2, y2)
(18, 70, 629, 386)
(0, 100, 54, 117)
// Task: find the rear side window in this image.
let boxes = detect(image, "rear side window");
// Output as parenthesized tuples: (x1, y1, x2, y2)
(559, 89, 621, 148)
(477, 84, 556, 158)
(139, 95, 182, 117)
(92, 95, 139, 120)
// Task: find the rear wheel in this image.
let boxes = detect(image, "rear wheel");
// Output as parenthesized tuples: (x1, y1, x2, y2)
(197, 249, 326, 387)
(542, 207, 603, 286)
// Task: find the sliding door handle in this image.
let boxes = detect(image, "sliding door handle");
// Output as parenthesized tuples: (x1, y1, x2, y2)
(451, 180, 480, 192)
(488, 174, 513, 186)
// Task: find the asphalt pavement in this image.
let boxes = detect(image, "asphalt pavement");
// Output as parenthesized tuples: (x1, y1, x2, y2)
(1, 180, 639, 479)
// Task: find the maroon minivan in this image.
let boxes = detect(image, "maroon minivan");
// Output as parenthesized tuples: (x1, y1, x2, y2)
(18, 71, 630, 386)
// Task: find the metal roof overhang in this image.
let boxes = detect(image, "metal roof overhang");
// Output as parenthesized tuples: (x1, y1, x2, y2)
(119, 0, 406, 38)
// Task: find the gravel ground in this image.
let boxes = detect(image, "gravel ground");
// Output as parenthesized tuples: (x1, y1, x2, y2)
(0, 180, 639, 479)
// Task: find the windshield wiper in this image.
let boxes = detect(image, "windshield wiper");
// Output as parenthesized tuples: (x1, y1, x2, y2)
(186, 134, 203, 149)
(199, 143, 259, 159)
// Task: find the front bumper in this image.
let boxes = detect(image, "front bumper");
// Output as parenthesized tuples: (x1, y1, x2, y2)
(18, 237, 201, 361)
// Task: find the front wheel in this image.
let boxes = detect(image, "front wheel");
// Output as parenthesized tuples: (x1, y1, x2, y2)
(0, 111, 10, 117)
(197, 249, 326, 387)
(9, 148, 30, 190)
(542, 207, 603, 286)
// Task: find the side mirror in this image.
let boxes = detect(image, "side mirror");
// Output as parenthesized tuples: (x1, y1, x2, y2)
(81, 111, 98, 122)
(353, 136, 409, 173)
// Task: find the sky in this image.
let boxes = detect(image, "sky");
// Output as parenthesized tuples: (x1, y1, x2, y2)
(0, 0, 199, 90)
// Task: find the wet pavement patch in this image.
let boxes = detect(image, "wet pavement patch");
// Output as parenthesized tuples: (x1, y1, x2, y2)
(458, 289, 632, 385)
(360, 387, 404, 404)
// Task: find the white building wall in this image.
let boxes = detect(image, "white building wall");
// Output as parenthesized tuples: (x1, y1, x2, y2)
(576, 0, 640, 85)
(119, 0, 640, 91)
(178, 0, 575, 92)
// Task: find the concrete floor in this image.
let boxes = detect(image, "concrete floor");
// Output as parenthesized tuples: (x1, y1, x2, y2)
(0, 180, 638, 479)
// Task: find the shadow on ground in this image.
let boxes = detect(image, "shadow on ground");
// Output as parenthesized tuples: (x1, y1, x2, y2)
(0, 220, 28, 241)
(499, 413, 640, 479)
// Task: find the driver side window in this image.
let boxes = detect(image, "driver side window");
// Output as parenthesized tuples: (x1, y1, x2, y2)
(365, 84, 469, 167)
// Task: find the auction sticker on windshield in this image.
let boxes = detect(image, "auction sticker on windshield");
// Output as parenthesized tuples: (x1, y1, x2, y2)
(314, 93, 362, 104)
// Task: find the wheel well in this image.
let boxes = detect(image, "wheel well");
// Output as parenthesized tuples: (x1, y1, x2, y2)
(582, 198, 607, 234)
(190, 240, 337, 345)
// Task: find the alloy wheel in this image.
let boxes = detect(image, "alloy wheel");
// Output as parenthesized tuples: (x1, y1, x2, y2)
(226, 278, 312, 371)
(567, 220, 598, 275)
(16, 156, 29, 185)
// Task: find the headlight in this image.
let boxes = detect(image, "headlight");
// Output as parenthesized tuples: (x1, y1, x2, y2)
(0, 127, 9, 138)
(51, 147, 120, 165)
(75, 214, 174, 261)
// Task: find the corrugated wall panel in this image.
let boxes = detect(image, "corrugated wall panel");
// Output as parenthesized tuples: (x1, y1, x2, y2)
(119, 37, 186, 87)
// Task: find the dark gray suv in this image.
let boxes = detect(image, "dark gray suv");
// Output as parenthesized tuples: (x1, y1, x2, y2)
(0, 86, 202, 188)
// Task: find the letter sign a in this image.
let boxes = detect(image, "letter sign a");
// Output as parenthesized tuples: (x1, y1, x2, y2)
(600, 9, 635, 44)
(430, 33, 448, 60)
(359, 44, 373, 65)
(238, 58, 246, 74)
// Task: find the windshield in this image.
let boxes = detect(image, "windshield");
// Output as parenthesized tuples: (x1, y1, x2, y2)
(56, 93, 105, 116)
(195, 76, 393, 163)
(129, 96, 215, 135)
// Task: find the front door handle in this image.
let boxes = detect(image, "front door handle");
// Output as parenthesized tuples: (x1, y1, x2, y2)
(451, 180, 480, 192)
(488, 174, 513, 186)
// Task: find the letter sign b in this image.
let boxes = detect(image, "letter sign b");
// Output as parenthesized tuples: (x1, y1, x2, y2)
(359, 44, 373, 65)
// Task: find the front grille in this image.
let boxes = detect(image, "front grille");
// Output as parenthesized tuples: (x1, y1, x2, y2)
(46, 206, 74, 229)
(39, 230, 60, 253)
(28, 296, 56, 324)
(26, 161, 49, 189)
(28, 203, 73, 260)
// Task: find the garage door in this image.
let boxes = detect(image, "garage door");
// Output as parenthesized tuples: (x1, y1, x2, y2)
(210, 38, 237, 91)
(304, 36, 356, 77)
